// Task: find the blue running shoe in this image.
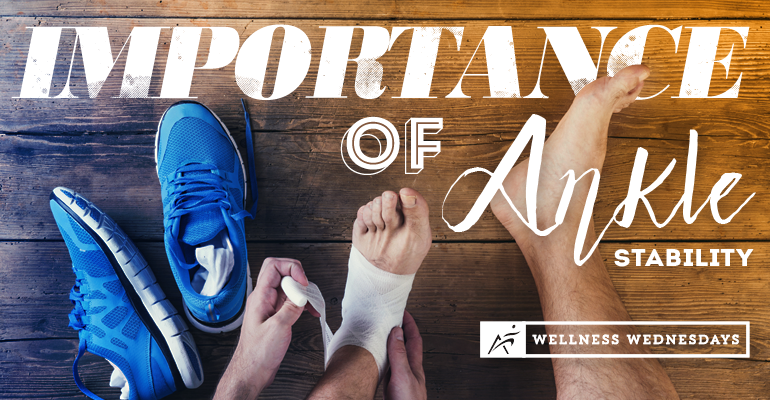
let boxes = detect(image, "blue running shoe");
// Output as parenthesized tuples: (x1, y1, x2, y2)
(155, 101, 257, 333)
(50, 187, 204, 400)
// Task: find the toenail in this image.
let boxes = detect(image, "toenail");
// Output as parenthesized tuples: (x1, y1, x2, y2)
(384, 192, 394, 200)
(402, 195, 417, 208)
(374, 198, 381, 204)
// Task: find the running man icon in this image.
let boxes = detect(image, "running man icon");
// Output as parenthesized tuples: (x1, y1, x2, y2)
(481, 322, 526, 358)
(488, 325, 521, 355)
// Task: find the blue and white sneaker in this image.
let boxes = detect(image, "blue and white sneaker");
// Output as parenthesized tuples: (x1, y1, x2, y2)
(155, 101, 258, 333)
(50, 187, 204, 400)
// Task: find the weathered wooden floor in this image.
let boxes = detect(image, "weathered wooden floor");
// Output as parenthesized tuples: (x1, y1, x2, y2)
(1, 1, 769, 399)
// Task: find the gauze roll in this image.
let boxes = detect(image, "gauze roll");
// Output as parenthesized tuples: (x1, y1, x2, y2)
(280, 245, 415, 378)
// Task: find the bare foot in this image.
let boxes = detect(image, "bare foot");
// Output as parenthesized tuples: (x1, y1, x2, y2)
(353, 188, 432, 275)
(490, 65, 651, 245)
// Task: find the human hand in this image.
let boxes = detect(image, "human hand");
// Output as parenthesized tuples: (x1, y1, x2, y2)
(214, 258, 319, 400)
(384, 311, 427, 400)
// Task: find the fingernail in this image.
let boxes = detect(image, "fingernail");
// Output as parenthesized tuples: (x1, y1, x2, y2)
(396, 328, 404, 341)
(402, 195, 417, 208)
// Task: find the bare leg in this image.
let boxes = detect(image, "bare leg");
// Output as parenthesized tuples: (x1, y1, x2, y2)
(307, 189, 432, 399)
(491, 65, 679, 399)
(308, 346, 379, 399)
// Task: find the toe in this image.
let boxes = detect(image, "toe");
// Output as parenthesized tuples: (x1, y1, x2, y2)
(610, 64, 650, 100)
(371, 196, 385, 230)
(362, 202, 376, 231)
(399, 188, 430, 230)
(354, 206, 368, 235)
(381, 190, 401, 228)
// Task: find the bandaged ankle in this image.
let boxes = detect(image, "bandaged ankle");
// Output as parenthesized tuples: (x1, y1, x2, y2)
(280, 245, 415, 378)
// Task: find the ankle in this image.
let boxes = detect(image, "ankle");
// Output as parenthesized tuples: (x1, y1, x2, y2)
(326, 246, 414, 378)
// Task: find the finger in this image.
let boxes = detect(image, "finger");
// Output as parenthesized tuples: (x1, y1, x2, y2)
(254, 258, 307, 321)
(402, 311, 425, 381)
(275, 288, 288, 310)
(387, 326, 413, 380)
(247, 287, 276, 323)
(275, 289, 317, 320)
(273, 293, 305, 326)
(382, 369, 393, 400)
(256, 258, 309, 293)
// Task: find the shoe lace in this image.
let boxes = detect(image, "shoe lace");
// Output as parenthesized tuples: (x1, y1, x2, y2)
(68, 266, 109, 400)
(164, 163, 250, 221)
(164, 99, 259, 270)
(68, 269, 89, 332)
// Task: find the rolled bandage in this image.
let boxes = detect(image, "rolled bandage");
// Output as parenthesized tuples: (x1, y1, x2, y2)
(279, 245, 415, 379)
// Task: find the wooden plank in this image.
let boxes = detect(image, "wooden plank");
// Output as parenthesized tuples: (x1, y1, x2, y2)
(3, 0, 769, 20)
(1, 18, 768, 138)
(5, 339, 770, 400)
(0, 133, 765, 241)
(2, 241, 767, 358)
(4, 338, 770, 400)
(1, 236, 769, 398)
(0, 241, 544, 345)
(0, 338, 558, 399)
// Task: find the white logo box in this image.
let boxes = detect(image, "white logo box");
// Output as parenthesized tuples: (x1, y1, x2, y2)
(480, 321, 527, 358)
(479, 321, 750, 358)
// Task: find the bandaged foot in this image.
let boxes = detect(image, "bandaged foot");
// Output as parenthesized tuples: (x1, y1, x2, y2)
(282, 188, 432, 378)
(334, 188, 432, 376)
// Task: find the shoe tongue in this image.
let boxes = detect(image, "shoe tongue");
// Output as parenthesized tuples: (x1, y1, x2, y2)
(181, 209, 226, 246)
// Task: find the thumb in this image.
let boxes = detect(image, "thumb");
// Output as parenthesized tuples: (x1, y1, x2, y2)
(387, 326, 411, 378)
(273, 298, 304, 327)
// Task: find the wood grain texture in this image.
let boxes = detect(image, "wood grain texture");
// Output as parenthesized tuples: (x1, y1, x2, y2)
(4, 338, 769, 399)
(0, 133, 764, 241)
(3, 241, 764, 355)
(2, 0, 769, 19)
(1, 18, 768, 138)
(0, 241, 767, 398)
(1, 5, 768, 399)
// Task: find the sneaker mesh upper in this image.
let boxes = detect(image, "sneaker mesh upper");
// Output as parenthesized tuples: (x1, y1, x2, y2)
(62, 217, 111, 278)
(157, 107, 249, 325)
(158, 117, 239, 187)
(51, 190, 180, 400)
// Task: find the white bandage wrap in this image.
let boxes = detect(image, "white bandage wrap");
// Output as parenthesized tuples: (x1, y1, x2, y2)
(280, 245, 415, 378)
(329, 246, 415, 377)
(280, 277, 334, 354)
